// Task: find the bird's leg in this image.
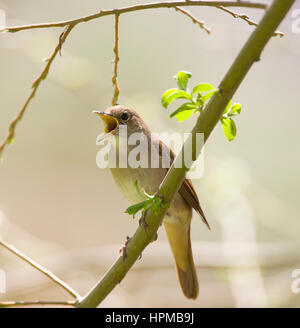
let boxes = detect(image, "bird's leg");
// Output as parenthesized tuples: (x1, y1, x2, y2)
(119, 236, 131, 261)
(139, 208, 160, 242)
(119, 236, 144, 261)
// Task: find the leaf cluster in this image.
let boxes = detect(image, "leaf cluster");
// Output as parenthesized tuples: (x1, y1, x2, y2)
(125, 180, 169, 219)
(161, 71, 242, 141)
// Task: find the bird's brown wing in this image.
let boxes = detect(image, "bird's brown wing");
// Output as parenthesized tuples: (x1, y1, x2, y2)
(179, 177, 210, 229)
(158, 140, 210, 229)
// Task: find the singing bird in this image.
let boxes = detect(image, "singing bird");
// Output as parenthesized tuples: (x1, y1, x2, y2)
(94, 105, 210, 299)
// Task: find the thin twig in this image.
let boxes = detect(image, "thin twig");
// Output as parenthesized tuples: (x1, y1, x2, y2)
(0, 24, 75, 158)
(0, 238, 80, 299)
(112, 14, 120, 106)
(0, 2, 267, 158)
(175, 6, 211, 34)
(217, 5, 284, 37)
(0, 1, 268, 33)
(0, 300, 76, 308)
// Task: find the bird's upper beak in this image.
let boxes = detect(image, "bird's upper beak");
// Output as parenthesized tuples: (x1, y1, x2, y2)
(93, 111, 119, 134)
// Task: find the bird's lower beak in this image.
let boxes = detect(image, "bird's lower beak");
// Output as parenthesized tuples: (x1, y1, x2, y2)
(93, 111, 119, 134)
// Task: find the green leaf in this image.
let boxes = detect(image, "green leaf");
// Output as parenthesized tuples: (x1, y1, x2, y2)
(161, 89, 193, 108)
(41, 71, 48, 80)
(195, 93, 204, 109)
(143, 190, 155, 199)
(169, 103, 196, 118)
(161, 88, 178, 108)
(227, 103, 241, 116)
(176, 109, 194, 122)
(125, 201, 148, 216)
(174, 71, 192, 90)
(8, 136, 14, 145)
(192, 83, 214, 94)
(221, 117, 236, 141)
(134, 180, 145, 198)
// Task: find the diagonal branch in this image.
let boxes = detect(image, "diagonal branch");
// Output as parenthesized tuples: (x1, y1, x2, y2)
(0, 238, 80, 299)
(0, 1, 267, 33)
(75, 0, 295, 308)
(0, 24, 75, 158)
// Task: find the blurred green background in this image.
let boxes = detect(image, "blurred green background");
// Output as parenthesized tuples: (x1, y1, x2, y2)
(0, 0, 300, 307)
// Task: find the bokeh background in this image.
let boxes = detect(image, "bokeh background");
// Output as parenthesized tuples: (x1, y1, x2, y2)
(0, 0, 300, 307)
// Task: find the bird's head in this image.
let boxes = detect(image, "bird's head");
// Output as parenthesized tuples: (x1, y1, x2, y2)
(94, 105, 149, 139)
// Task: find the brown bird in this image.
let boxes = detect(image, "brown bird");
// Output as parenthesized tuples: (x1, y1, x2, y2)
(94, 105, 210, 299)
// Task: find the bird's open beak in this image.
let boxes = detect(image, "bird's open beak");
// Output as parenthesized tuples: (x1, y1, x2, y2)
(93, 111, 119, 134)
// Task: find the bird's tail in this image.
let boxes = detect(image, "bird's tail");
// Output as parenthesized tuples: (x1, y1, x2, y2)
(163, 220, 199, 299)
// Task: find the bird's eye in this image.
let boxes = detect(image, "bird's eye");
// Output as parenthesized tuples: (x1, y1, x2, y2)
(121, 112, 129, 121)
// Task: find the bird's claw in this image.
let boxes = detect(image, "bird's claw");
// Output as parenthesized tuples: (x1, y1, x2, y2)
(139, 214, 148, 231)
(119, 236, 131, 261)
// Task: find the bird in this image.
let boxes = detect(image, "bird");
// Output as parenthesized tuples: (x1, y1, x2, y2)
(94, 105, 210, 299)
